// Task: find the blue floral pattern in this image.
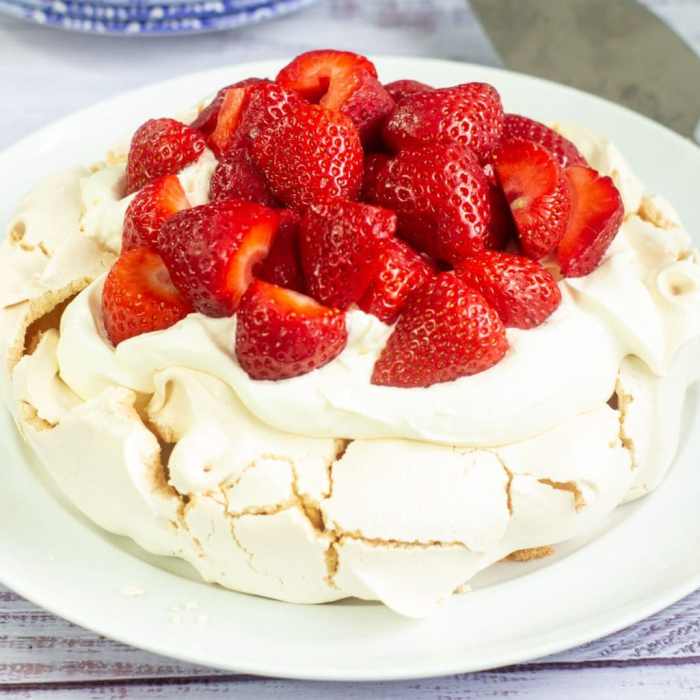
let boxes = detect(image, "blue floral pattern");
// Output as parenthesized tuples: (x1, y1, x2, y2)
(0, 0, 317, 34)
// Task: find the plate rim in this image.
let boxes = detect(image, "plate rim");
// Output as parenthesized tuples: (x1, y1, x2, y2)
(1, 56, 699, 681)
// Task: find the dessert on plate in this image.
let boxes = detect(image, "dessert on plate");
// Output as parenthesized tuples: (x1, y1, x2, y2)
(1, 51, 699, 618)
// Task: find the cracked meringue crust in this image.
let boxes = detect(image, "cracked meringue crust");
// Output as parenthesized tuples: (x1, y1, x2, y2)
(1, 119, 699, 618)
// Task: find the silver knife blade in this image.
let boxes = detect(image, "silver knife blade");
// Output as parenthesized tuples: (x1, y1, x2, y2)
(470, 0, 700, 140)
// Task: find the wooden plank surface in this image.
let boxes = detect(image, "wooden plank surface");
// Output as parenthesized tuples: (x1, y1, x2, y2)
(1, 0, 700, 697)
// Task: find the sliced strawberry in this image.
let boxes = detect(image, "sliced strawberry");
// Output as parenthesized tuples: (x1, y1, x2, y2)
(102, 247, 192, 346)
(383, 79, 433, 103)
(208, 80, 269, 156)
(364, 143, 492, 264)
(209, 146, 279, 207)
(362, 152, 391, 201)
(383, 83, 504, 162)
(483, 164, 516, 251)
(122, 176, 190, 252)
(371, 272, 508, 388)
(247, 94, 363, 211)
(339, 71, 395, 148)
(456, 250, 561, 329)
(557, 165, 624, 277)
(299, 199, 395, 310)
(190, 78, 263, 137)
(503, 114, 585, 168)
(493, 139, 572, 259)
(235, 279, 347, 380)
(157, 200, 280, 317)
(235, 81, 304, 144)
(256, 210, 305, 293)
(276, 49, 377, 109)
(358, 239, 435, 324)
(125, 118, 206, 195)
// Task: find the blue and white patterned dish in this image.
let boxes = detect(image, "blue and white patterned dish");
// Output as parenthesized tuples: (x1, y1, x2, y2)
(0, 0, 316, 34)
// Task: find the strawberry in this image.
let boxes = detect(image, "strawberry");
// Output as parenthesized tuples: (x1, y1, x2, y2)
(235, 81, 304, 143)
(235, 279, 347, 380)
(125, 118, 206, 195)
(383, 83, 504, 162)
(493, 139, 572, 259)
(209, 146, 279, 207)
(276, 50, 392, 149)
(256, 210, 305, 293)
(248, 97, 364, 211)
(362, 152, 390, 201)
(208, 79, 269, 156)
(102, 247, 192, 346)
(364, 143, 492, 264)
(485, 178, 516, 251)
(190, 78, 263, 137)
(503, 114, 585, 168)
(371, 272, 508, 388)
(557, 165, 624, 277)
(122, 176, 190, 252)
(299, 199, 395, 310)
(383, 79, 433, 103)
(338, 71, 395, 148)
(358, 238, 435, 324)
(157, 200, 280, 317)
(456, 250, 561, 329)
(276, 49, 377, 109)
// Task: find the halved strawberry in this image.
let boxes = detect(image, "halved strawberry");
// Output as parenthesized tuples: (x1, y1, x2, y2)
(456, 250, 561, 329)
(358, 239, 435, 324)
(557, 165, 624, 277)
(361, 152, 391, 201)
(122, 176, 190, 252)
(483, 164, 516, 251)
(208, 80, 269, 156)
(190, 77, 263, 137)
(256, 210, 305, 293)
(338, 71, 395, 147)
(157, 200, 280, 317)
(371, 272, 508, 388)
(102, 247, 192, 346)
(364, 143, 493, 264)
(276, 49, 377, 109)
(300, 199, 395, 310)
(383, 79, 433, 103)
(235, 279, 347, 380)
(209, 146, 279, 207)
(383, 83, 504, 162)
(248, 95, 364, 211)
(503, 114, 585, 168)
(125, 118, 206, 195)
(493, 139, 572, 259)
(276, 50, 391, 148)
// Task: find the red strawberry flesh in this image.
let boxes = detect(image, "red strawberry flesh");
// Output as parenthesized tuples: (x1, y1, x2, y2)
(125, 118, 206, 195)
(300, 199, 396, 309)
(457, 250, 561, 329)
(122, 175, 190, 252)
(494, 139, 572, 259)
(371, 272, 508, 388)
(102, 247, 192, 346)
(235, 279, 347, 380)
(358, 238, 435, 324)
(383, 82, 504, 162)
(157, 200, 280, 317)
(364, 143, 493, 264)
(209, 146, 279, 207)
(276, 49, 377, 110)
(557, 165, 624, 277)
(256, 209, 305, 293)
(503, 114, 586, 168)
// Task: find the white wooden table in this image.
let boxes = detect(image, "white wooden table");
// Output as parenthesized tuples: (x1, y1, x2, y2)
(1, 1, 699, 696)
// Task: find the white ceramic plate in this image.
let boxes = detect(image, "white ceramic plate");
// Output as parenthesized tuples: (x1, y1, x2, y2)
(1, 58, 699, 681)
